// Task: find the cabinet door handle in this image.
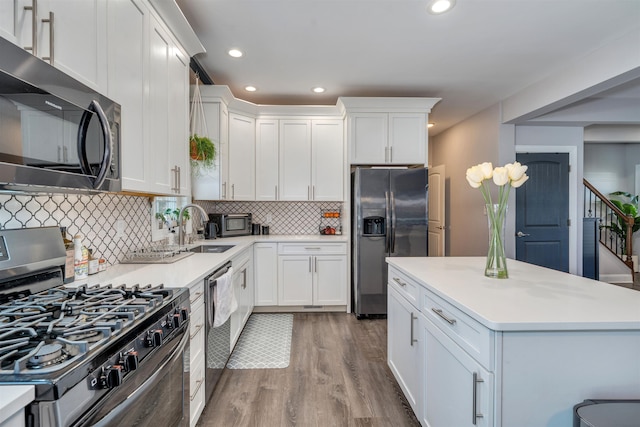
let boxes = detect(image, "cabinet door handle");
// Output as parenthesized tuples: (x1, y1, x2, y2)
(393, 277, 406, 287)
(410, 312, 417, 346)
(389, 146, 393, 162)
(177, 166, 181, 192)
(431, 308, 457, 325)
(308, 257, 312, 273)
(312, 185, 315, 200)
(304, 247, 321, 250)
(307, 185, 310, 200)
(472, 372, 484, 425)
(24, 0, 37, 55)
(384, 146, 389, 163)
(242, 269, 247, 289)
(191, 291, 204, 304)
(41, 11, 54, 64)
(222, 182, 227, 199)
(275, 185, 278, 199)
(314, 256, 317, 273)
(189, 323, 204, 339)
(232, 184, 235, 199)
(190, 378, 204, 401)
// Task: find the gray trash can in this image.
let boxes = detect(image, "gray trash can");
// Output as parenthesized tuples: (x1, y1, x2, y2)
(574, 399, 640, 427)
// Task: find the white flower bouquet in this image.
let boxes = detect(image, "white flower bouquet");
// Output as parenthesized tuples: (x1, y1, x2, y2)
(466, 162, 529, 278)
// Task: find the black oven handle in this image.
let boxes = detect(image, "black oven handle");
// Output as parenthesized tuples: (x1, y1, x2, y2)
(77, 100, 113, 189)
(80, 326, 189, 427)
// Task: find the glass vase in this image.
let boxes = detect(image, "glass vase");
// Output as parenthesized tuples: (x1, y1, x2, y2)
(485, 203, 508, 278)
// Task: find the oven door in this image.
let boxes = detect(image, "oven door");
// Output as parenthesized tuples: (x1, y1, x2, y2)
(72, 325, 190, 427)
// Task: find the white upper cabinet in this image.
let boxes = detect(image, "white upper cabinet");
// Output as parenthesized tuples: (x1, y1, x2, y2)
(12, 0, 108, 92)
(167, 43, 190, 196)
(108, 0, 147, 193)
(340, 97, 440, 166)
(0, 2, 17, 43)
(255, 118, 343, 202)
(279, 119, 312, 201)
(112, 2, 191, 196)
(228, 113, 255, 200)
(311, 120, 344, 201)
(349, 112, 426, 165)
(255, 119, 280, 201)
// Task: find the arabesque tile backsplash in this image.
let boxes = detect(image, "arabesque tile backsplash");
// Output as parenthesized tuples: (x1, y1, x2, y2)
(0, 193, 345, 266)
(0, 193, 152, 265)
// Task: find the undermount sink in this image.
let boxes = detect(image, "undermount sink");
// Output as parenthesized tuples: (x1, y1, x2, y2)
(189, 245, 235, 254)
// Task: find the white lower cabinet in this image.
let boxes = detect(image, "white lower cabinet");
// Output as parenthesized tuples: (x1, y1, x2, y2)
(230, 248, 254, 350)
(421, 314, 494, 427)
(254, 243, 278, 306)
(187, 279, 206, 427)
(387, 286, 421, 415)
(277, 243, 347, 306)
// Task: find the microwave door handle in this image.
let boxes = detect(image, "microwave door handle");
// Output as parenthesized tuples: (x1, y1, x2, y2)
(77, 100, 113, 189)
(89, 100, 113, 189)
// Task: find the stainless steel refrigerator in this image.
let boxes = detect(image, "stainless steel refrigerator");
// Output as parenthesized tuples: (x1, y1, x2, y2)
(352, 167, 428, 318)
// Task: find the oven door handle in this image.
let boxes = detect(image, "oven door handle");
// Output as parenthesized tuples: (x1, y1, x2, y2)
(88, 327, 189, 427)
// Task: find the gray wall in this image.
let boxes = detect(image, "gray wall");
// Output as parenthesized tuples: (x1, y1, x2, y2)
(431, 104, 515, 256)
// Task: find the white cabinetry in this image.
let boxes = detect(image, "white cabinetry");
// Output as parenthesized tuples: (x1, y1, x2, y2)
(387, 276, 422, 417)
(277, 243, 347, 306)
(254, 243, 278, 306)
(148, 14, 189, 195)
(256, 119, 343, 201)
(339, 97, 440, 166)
(13, 0, 107, 92)
(255, 119, 279, 201)
(228, 113, 255, 200)
(348, 112, 426, 165)
(110, 1, 191, 196)
(186, 277, 206, 427)
(107, 0, 148, 193)
(421, 314, 494, 427)
(0, 2, 17, 43)
(230, 247, 254, 350)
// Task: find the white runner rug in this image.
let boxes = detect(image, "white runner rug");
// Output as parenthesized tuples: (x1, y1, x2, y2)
(226, 313, 293, 369)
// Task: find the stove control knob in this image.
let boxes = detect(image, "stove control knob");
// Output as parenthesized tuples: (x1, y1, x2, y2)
(124, 352, 139, 371)
(172, 313, 182, 329)
(179, 307, 188, 322)
(145, 329, 163, 347)
(105, 365, 123, 389)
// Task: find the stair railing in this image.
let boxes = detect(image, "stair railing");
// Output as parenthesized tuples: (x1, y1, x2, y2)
(583, 179, 635, 274)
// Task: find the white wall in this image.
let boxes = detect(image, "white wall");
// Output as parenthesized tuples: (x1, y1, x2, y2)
(584, 143, 640, 195)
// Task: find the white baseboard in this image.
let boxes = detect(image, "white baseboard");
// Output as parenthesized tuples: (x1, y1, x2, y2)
(600, 273, 633, 284)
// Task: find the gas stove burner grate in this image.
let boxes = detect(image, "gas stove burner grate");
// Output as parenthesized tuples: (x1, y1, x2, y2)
(27, 343, 66, 369)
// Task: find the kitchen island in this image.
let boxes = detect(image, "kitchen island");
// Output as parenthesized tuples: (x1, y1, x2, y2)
(386, 257, 640, 427)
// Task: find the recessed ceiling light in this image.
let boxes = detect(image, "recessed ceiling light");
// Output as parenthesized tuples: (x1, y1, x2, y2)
(245, 85, 257, 92)
(427, 0, 455, 14)
(427, 123, 435, 128)
(228, 49, 243, 58)
(312, 87, 325, 93)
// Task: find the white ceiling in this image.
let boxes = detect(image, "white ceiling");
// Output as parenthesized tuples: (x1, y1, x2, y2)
(175, 0, 640, 135)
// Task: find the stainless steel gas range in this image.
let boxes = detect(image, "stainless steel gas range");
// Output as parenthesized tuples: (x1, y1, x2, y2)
(0, 227, 191, 427)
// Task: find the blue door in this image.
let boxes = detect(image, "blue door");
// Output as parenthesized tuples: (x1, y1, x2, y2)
(515, 153, 570, 272)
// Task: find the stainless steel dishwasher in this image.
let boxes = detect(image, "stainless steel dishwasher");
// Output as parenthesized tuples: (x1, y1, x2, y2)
(204, 261, 232, 403)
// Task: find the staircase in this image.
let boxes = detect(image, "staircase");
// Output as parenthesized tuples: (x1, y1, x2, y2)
(583, 179, 635, 283)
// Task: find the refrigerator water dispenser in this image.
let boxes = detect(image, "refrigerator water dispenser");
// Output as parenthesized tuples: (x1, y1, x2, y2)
(363, 216, 385, 235)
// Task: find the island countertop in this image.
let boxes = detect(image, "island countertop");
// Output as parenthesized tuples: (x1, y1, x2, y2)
(386, 256, 640, 331)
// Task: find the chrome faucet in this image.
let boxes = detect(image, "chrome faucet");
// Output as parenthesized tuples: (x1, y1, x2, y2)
(178, 204, 209, 246)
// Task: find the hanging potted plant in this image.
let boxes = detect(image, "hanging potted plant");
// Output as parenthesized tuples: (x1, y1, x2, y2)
(189, 133, 216, 177)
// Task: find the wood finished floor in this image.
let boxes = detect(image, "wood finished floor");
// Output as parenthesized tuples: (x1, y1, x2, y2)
(196, 313, 420, 427)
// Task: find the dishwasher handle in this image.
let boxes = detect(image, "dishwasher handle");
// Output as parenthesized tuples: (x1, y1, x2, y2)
(205, 262, 232, 329)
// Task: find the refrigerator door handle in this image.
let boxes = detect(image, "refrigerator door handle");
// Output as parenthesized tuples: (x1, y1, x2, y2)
(385, 191, 391, 253)
(390, 191, 396, 253)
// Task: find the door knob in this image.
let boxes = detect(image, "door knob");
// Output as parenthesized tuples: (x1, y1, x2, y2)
(516, 231, 530, 237)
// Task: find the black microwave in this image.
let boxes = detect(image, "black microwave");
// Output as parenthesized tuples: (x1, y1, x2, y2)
(0, 37, 120, 193)
(207, 213, 252, 238)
